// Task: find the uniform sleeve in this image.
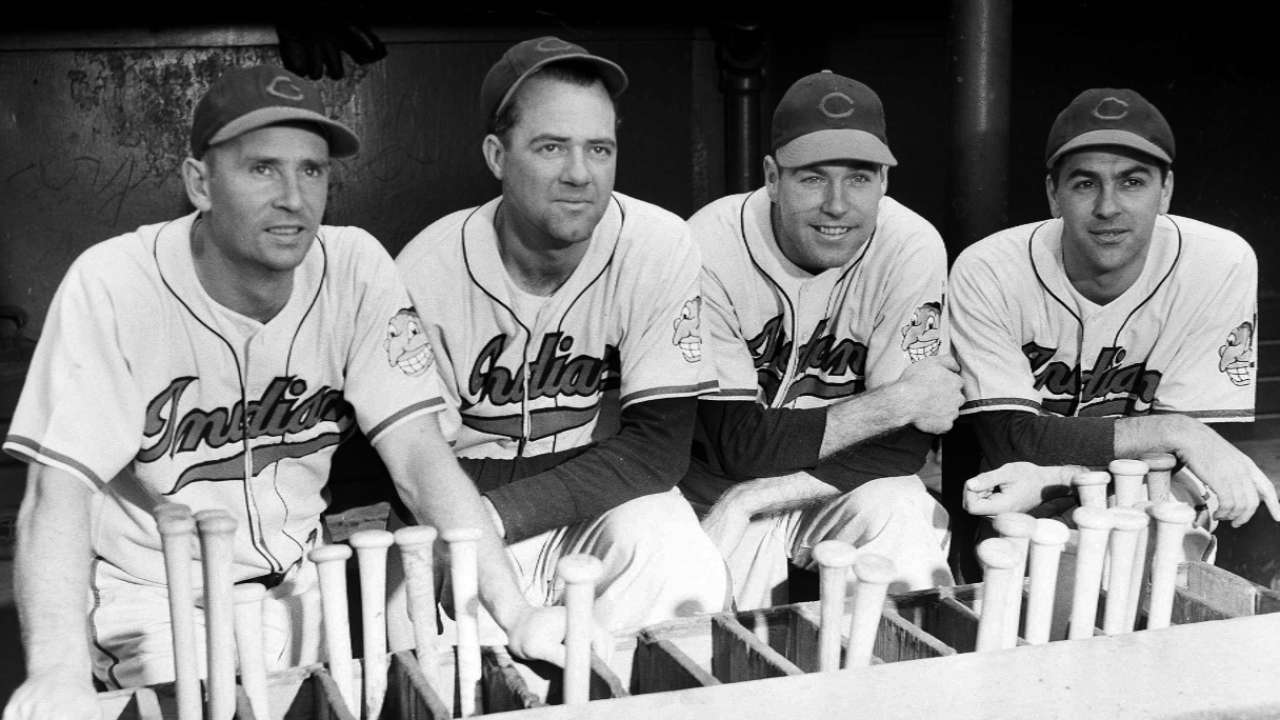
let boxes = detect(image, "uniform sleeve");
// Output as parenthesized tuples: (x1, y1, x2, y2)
(3, 260, 144, 490)
(339, 231, 447, 445)
(967, 410, 1115, 468)
(808, 427, 933, 492)
(617, 225, 718, 407)
(699, 265, 760, 401)
(864, 225, 948, 389)
(949, 251, 1044, 415)
(1152, 245, 1257, 421)
(481, 396, 695, 541)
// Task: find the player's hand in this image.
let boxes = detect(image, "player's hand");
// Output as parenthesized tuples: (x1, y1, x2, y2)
(504, 603, 612, 668)
(963, 462, 1077, 516)
(1175, 420, 1280, 527)
(894, 354, 964, 435)
(3, 668, 101, 720)
(700, 497, 751, 558)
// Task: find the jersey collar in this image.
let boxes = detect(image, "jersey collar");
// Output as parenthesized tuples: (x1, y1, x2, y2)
(152, 211, 326, 337)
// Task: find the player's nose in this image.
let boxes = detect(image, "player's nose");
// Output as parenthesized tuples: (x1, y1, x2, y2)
(821, 184, 850, 216)
(1092, 184, 1120, 218)
(560, 148, 592, 186)
(273, 172, 305, 212)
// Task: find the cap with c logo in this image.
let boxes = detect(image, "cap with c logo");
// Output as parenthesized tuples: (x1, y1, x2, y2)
(771, 70, 897, 168)
(480, 36, 629, 123)
(1044, 87, 1174, 168)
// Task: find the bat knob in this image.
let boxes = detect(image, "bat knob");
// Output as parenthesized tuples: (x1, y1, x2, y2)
(394, 525, 439, 550)
(811, 539, 858, 570)
(349, 529, 395, 550)
(557, 553, 605, 586)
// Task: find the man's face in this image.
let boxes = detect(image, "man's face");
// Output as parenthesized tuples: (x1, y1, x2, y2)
(196, 123, 330, 275)
(1047, 148, 1173, 280)
(765, 157, 886, 273)
(487, 75, 617, 248)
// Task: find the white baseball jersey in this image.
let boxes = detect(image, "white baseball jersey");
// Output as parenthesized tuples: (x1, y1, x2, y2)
(396, 192, 714, 460)
(949, 214, 1257, 421)
(3, 212, 445, 585)
(692, 189, 947, 412)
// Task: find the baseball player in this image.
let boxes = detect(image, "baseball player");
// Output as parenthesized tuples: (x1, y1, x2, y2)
(2, 65, 576, 720)
(393, 37, 727, 639)
(952, 88, 1279, 530)
(679, 70, 962, 610)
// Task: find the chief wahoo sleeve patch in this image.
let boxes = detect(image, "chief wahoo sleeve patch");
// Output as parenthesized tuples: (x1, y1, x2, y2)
(385, 308, 435, 376)
(900, 302, 942, 362)
(672, 297, 703, 363)
(1218, 320, 1255, 387)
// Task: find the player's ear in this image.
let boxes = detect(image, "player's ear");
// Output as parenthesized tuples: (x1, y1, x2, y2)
(482, 134, 506, 182)
(182, 157, 213, 213)
(880, 165, 890, 194)
(763, 155, 780, 201)
(1045, 172, 1062, 218)
(1159, 169, 1174, 214)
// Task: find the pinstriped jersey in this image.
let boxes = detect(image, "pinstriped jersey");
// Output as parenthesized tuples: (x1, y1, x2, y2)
(3, 213, 445, 585)
(692, 189, 947, 412)
(949, 214, 1257, 421)
(397, 192, 715, 460)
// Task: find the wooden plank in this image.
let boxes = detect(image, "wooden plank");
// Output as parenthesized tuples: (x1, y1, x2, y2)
(875, 607, 956, 662)
(481, 646, 546, 713)
(710, 615, 804, 683)
(1180, 561, 1280, 616)
(387, 650, 452, 720)
(630, 634, 721, 695)
(479, 612, 1280, 720)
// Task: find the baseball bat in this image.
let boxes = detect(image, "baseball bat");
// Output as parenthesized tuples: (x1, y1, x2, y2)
(155, 503, 201, 720)
(443, 527, 482, 717)
(350, 529, 395, 720)
(844, 554, 895, 668)
(992, 512, 1036, 647)
(195, 510, 237, 720)
(1072, 470, 1111, 509)
(232, 583, 271, 720)
(1068, 506, 1113, 640)
(1122, 501, 1154, 633)
(1141, 452, 1177, 503)
(1101, 508, 1147, 635)
(1109, 459, 1149, 508)
(811, 540, 858, 672)
(975, 538, 1018, 652)
(308, 543, 356, 714)
(557, 553, 605, 705)
(394, 525, 441, 691)
(1146, 501, 1196, 630)
(1024, 518, 1069, 645)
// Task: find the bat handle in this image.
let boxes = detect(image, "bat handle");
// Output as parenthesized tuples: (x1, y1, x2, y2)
(1068, 506, 1113, 640)
(308, 543, 356, 714)
(811, 540, 858, 672)
(233, 583, 271, 720)
(156, 503, 201, 720)
(1146, 501, 1195, 630)
(395, 525, 441, 691)
(1072, 470, 1111, 509)
(992, 512, 1036, 647)
(557, 553, 605, 705)
(350, 529, 395, 720)
(844, 554, 895, 668)
(975, 538, 1018, 652)
(443, 527, 482, 718)
(1141, 453, 1177, 504)
(1024, 518, 1069, 645)
(195, 510, 238, 720)
(1109, 459, 1150, 508)
(1101, 508, 1147, 634)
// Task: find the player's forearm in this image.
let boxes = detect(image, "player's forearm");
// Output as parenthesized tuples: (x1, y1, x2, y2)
(377, 416, 531, 631)
(485, 396, 696, 541)
(714, 472, 841, 519)
(13, 465, 94, 678)
(1114, 414, 1205, 464)
(818, 383, 913, 458)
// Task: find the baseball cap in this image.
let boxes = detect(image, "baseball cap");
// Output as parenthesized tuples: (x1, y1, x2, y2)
(771, 70, 897, 168)
(480, 36, 628, 122)
(1045, 88, 1174, 168)
(190, 65, 360, 159)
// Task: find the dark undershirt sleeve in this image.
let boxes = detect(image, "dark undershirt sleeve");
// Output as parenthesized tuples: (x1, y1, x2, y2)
(479, 396, 696, 543)
(808, 427, 933, 493)
(691, 400, 827, 478)
(968, 410, 1116, 468)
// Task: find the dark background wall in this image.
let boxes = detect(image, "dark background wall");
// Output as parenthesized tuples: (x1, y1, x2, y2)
(0, 3, 1278, 703)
